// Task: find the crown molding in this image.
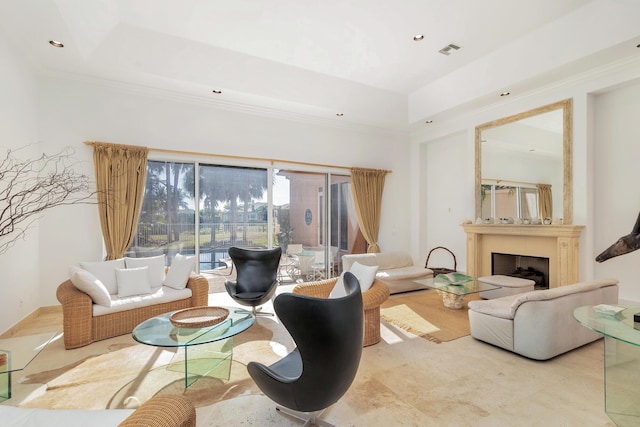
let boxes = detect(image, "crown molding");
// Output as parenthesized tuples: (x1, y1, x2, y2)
(410, 54, 640, 143)
(39, 69, 410, 138)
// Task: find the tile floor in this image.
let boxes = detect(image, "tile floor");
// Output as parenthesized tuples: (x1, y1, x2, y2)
(2, 286, 616, 426)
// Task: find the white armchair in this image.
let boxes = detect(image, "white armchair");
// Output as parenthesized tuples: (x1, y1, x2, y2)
(468, 279, 619, 360)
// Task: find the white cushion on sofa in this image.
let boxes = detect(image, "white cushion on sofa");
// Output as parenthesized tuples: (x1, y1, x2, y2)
(79, 258, 125, 294)
(350, 262, 377, 291)
(68, 266, 112, 307)
(329, 264, 377, 299)
(164, 253, 196, 290)
(125, 255, 166, 288)
(116, 266, 152, 297)
(329, 273, 347, 299)
(93, 286, 193, 316)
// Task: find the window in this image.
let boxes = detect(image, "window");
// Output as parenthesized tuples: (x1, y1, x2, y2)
(130, 160, 360, 278)
(481, 182, 539, 220)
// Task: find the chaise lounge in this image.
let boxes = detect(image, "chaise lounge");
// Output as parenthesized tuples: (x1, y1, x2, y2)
(342, 251, 433, 294)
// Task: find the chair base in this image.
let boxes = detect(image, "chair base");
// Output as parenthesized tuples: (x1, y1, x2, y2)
(275, 406, 334, 427)
(252, 306, 274, 317)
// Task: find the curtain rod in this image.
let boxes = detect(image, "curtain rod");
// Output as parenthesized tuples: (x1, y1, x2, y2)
(482, 178, 544, 187)
(84, 141, 391, 173)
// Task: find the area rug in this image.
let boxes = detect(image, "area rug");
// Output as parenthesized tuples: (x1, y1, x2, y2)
(380, 289, 481, 343)
(19, 318, 290, 410)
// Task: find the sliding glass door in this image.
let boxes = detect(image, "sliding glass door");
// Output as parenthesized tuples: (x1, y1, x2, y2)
(129, 161, 196, 264)
(197, 164, 268, 271)
(130, 160, 361, 280)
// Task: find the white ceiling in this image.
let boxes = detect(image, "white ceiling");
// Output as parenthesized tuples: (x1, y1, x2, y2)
(1, 0, 639, 131)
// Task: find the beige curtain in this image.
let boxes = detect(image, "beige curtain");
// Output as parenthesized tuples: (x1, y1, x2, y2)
(350, 167, 389, 253)
(91, 142, 149, 260)
(537, 184, 552, 219)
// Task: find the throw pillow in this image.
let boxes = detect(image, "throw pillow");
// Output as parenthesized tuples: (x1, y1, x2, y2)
(68, 266, 112, 307)
(125, 254, 166, 288)
(79, 258, 126, 295)
(329, 272, 347, 299)
(116, 266, 152, 297)
(164, 253, 196, 290)
(349, 261, 378, 292)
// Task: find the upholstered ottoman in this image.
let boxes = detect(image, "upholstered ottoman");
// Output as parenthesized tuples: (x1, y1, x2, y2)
(478, 275, 535, 299)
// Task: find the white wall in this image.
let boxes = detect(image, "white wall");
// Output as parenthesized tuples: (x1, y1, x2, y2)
(34, 75, 412, 309)
(0, 38, 39, 333)
(414, 58, 640, 303)
(593, 80, 640, 302)
(421, 131, 470, 270)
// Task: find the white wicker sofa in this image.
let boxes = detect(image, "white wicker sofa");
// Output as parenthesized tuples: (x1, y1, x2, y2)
(57, 255, 209, 350)
(467, 279, 619, 360)
(342, 251, 433, 294)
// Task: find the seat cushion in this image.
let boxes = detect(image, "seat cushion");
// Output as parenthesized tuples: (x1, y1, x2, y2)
(376, 266, 432, 281)
(234, 291, 266, 301)
(93, 286, 192, 316)
(478, 275, 536, 299)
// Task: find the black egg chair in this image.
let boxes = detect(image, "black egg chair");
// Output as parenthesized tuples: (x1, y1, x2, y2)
(247, 271, 364, 426)
(224, 246, 282, 316)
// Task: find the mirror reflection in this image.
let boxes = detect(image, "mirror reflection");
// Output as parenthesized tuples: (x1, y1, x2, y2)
(475, 99, 572, 224)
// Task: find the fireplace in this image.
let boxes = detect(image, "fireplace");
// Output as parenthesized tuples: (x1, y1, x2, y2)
(462, 224, 584, 288)
(492, 253, 549, 289)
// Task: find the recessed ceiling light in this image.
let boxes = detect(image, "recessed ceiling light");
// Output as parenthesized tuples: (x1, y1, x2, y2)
(413, 34, 425, 41)
(49, 40, 64, 48)
(336, 113, 344, 117)
(212, 89, 222, 94)
(500, 91, 511, 97)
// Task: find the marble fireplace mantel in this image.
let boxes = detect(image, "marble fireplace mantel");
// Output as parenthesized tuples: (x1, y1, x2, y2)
(462, 224, 584, 288)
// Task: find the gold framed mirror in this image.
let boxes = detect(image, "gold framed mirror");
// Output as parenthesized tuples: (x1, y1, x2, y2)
(475, 99, 573, 224)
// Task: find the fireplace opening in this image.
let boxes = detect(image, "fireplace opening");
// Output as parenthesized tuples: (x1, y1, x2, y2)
(491, 253, 549, 289)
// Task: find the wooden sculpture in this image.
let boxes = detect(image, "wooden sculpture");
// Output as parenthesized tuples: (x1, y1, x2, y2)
(596, 211, 640, 262)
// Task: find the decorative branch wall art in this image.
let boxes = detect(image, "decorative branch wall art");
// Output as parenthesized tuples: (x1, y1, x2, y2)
(0, 146, 95, 254)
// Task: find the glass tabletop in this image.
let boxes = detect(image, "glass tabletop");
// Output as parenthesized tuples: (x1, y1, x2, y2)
(573, 305, 640, 347)
(0, 331, 59, 374)
(132, 307, 255, 348)
(414, 277, 501, 296)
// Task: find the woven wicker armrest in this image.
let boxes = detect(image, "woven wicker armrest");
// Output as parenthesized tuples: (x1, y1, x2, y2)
(293, 276, 389, 347)
(56, 280, 93, 350)
(186, 274, 209, 307)
(293, 277, 339, 298)
(363, 279, 390, 310)
(119, 394, 196, 427)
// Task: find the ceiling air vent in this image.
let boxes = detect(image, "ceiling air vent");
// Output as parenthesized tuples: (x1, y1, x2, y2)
(438, 44, 461, 56)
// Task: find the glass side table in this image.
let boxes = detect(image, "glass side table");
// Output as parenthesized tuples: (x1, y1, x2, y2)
(414, 277, 500, 309)
(0, 331, 59, 402)
(574, 305, 640, 427)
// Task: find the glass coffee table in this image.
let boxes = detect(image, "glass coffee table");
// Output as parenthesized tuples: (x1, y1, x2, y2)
(0, 331, 59, 402)
(574, 305, 640, 427)
(132, 307, 255, 388)
(414, 277, 501, 309)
